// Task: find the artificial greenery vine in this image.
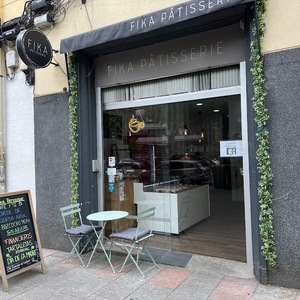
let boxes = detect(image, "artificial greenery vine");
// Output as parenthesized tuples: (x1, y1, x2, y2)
(67, 53, 79, 227)
(251, 0, 276, 266)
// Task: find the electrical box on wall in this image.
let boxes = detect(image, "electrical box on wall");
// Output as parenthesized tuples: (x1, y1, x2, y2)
(6, 50, 19, 69)
(34, 13, 54, 28)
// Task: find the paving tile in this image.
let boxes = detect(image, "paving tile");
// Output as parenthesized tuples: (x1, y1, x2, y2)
(126, 283, 173, 300)
(42, 249, 57, 257)
(252, 283, 300, 300)
(13, 285, 55, 300)
(0, 287, 26, 300)
(0, 272, 45, 298)
(96, 265, 124, 279)
(166, 270, 223, 300)
(53, 254, 84, 267)
(42, 264, 72, 277)
(105, 275, 147, 295)
(210, 276, 258, 300)
(87, 285, 133, 300)
(187, 255, 254, 279)
(56, 260, 81, 269)
(15, 277, 73, 300)
(6, 269, 51, 290)
(111, 256, 136, 274)
(38, 277, 74, 293)
(56, 265, 95, 282)
(48, 292, 83, 300)
(148, 266, 192, 289)
(43, 254, 68, 267)
(61, 273, 113, 298)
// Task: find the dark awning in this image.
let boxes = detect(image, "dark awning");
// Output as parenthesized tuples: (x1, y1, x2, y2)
(60, 0, 254, 56)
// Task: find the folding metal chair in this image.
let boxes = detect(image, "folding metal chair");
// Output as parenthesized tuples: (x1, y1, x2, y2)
(60, 203, 101, 267)
(109, 207, 158, 277)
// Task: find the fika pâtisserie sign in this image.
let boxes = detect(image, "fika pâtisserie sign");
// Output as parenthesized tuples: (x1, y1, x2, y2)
(16, 29, 53, 69)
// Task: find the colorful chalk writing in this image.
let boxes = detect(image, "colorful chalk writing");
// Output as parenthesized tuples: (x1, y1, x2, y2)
(0, 192, 41, 274)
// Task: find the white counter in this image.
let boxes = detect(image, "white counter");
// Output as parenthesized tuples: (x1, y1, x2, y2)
(134, 183, 210, 234)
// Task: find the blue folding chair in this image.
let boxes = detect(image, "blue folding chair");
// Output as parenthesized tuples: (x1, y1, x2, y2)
(109, 207, 158, 277)
(60, 203, 101, 267)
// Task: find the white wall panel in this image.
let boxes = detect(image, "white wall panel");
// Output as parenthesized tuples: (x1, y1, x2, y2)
(3, 72, 36, 209)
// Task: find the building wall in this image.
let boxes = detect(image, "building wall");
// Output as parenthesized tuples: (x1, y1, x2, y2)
(3, 72, 36, 206)
(1, 0, 300, 95)
(263, 47, 300, 288)
(34, 92, 71, 250)
(263, 1, 300, 53)
(262, 0, 300, 289)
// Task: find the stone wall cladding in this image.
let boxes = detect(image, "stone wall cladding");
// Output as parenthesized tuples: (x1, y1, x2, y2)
(264, 47, 300, 289)
(34, 92, 71, 251)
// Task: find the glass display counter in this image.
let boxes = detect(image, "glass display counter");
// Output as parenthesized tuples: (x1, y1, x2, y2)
(134, 182, 210, 234)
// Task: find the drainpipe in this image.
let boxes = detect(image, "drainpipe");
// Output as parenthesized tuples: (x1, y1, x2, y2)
(0, 0, 6, 193)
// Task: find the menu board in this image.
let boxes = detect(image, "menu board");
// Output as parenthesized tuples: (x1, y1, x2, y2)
(0, 190, 46, 291)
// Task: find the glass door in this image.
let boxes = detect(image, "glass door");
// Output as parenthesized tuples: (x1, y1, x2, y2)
(102, 104, 173, 251)
(102, 94, 246, 261)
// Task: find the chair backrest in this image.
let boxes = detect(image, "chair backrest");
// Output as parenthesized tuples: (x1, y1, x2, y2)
(60, 203, 83, 230)
(136, 207, 155, 239)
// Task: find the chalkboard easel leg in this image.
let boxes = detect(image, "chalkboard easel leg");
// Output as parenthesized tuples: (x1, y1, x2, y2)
(2, 275, 8, 292)
(40, 261, 46, 274)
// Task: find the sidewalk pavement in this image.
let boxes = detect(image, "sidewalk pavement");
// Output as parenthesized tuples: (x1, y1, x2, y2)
(1, 248, 300, 300)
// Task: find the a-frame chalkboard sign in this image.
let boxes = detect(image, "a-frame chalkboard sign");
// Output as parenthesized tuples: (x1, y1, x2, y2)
(0, 190, 46, 292)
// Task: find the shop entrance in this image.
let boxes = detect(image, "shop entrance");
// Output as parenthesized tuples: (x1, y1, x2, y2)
(102, 94, 246, 262)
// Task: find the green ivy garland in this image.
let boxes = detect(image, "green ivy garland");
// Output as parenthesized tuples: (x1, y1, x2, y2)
(67, 53, 79, 227)
(250, 0, 276, 266)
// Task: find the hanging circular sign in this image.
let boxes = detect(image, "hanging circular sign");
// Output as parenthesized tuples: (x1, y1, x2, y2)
(16, 29, 53, 69)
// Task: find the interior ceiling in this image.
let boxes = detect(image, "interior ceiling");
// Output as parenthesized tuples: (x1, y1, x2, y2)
(192, 96, 236, 114)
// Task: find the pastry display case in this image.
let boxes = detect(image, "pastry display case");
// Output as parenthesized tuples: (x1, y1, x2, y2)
(134, 182, 210, 234)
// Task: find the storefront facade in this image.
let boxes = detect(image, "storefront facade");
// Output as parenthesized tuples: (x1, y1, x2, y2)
(59, 0, 262, 280)
(2, 0, 300, 289)
(96, 24, 250, 263)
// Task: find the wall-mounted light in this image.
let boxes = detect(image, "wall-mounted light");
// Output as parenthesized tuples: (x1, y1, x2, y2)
(199, 129, 205, 143)
(200, 129, 205, 139)
(183, 125, 189, 136)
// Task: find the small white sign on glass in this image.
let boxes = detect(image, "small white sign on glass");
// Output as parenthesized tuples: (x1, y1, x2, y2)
(220, 140, 243, 157)
(119, 181, 125, 201)
(108, 156, 116, 167)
